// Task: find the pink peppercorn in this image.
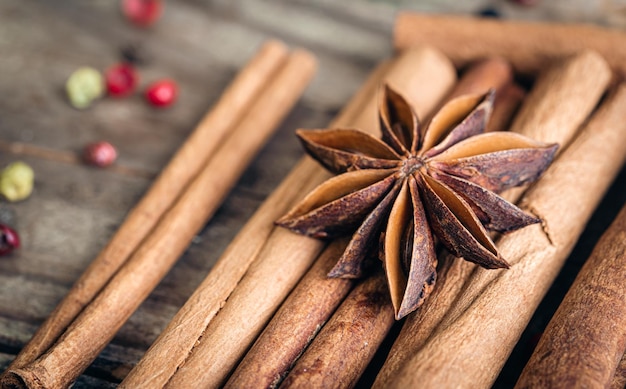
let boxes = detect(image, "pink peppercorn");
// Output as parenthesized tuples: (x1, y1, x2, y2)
(83, 141, 118, 168)
(105, 63, 139, 97)
(122, 0, 163, 27)
(145, 79, 178, 108)
(0, 224, 20, 256)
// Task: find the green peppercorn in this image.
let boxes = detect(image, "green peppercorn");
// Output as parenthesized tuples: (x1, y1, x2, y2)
(0, 161, 34, 202)
(66, 66, 104, 109)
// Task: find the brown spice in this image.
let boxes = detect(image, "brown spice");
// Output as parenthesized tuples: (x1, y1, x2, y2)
(277, 86, 557, 319)
(374, 50, 612, 389)
(227, 56, 514, 389)
(516, 202, 626, 388)
(446, 57, 512, 101)
(393, 12, 626, 79)
(224, 239, 353, 389)
(486, 83, 525, 132)
(381, 77, 625, 389)
(280, 270, 394, 389)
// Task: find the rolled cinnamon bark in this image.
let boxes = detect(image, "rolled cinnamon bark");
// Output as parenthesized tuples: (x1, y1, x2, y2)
(118, 59, 394, 389)
(163, 46, 457, 389)
(447, 57, 512, 100)
(487, 83, 525, 132)
(394, 12, 626, 78)
(3, 49, 317, 389)
(374, 50, 611, 389)
(225, 239, 353, 389)
(0, 40, 289, 380)
(385, 82, 626, 389)
(515, 202, 626, 388)
(232, 57, 513, 389)
(280, 270, 394, 389)
(452, 57, 523, 133)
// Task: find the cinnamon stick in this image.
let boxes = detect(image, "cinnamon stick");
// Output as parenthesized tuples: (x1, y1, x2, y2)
(486, 83, 525, 132)
(163, 46, 457, 389)
(515, 202, 626, 388)
(0, 40, 288, 380)
(384, 81, 626, 389)
(228, 57, 512, 389)
(3, 49, 317, 389)
(118, 58, 393, 389)
(447, 57, 512, 100)
(448, 57, 523, 135)
(224, 239, 353, 389)
(349, 47, 457, 132)
(394, 12, 626, 78)
(280, 271, 393, 389)
(374, 50, 611, 389)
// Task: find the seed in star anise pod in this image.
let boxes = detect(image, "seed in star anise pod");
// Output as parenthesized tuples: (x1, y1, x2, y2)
(276, 85, 558, 319)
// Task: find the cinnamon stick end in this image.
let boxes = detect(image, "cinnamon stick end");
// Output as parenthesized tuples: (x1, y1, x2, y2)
(1, 371, 32, 389)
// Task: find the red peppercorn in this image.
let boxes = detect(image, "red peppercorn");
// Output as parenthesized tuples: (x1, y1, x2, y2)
(122, 0, 163, 27)
(0, 224, 20, 256)
(105, 63, 139, 97)
(83, 141, 118, 168)
(145, 79, 178, 108)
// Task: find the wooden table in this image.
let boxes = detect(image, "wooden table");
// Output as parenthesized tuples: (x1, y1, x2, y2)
(1, 1, 624, 387)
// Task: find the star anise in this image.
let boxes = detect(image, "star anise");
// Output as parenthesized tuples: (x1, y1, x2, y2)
(276, 85, 558, 319)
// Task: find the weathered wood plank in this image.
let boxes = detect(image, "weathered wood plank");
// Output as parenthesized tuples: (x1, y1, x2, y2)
(0, 0, 379, 174)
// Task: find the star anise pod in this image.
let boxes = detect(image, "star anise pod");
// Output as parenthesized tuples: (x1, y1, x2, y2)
(276, 85, 558, 319)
